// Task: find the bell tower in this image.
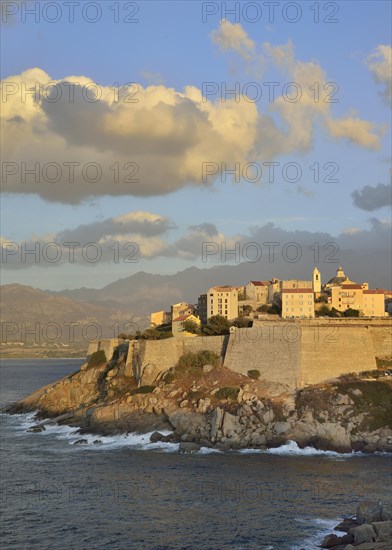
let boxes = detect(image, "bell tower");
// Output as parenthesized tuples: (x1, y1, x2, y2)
(313, 267, 321, 293)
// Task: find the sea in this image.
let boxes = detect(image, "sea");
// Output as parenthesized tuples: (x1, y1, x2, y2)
(1, 359, 391, 550)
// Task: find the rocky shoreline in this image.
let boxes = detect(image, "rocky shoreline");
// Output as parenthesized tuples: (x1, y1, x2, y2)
(4, 352, 392, 453)
(316, 500, 391, 549)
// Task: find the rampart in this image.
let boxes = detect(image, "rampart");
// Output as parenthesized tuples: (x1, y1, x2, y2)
(86, 319, 391, 388)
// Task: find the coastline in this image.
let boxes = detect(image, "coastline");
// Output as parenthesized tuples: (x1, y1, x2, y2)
(4, 350, 392, 454)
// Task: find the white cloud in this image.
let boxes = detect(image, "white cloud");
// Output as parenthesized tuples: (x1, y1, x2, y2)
(366, 45, 392, 104)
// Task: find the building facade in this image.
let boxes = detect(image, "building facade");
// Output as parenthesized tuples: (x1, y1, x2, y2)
(332, 284, 386, 317)
(282, 289, 315, 318)
(245, 281, 269, 304)
(150, 310, 171, 327)
(206, 286, 239, 321)
(172, 314, 201, 338)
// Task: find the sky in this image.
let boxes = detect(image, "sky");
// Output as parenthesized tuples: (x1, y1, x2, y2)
(1, 0, 391, 289)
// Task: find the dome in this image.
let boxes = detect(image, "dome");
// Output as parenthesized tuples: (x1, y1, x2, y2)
(326, 267, 356, 287)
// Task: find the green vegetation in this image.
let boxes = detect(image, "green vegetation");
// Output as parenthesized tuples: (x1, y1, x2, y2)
(135, 325, 173, 340)
(202, 315, 231, 335)
(232, 316, 253, 328)
(343, 308, 360, 318)
(315, 295, 328, 303)
(87, 349, 107, 368)
(215, 387, 240, 400)
(316, 305, 340, 317)
(163, 350, 221, 382)
(242, 305, 253, 315)
(182, 319, 201, 335)
(257, 304, 269, 313)
(247, 369, 260, 380)
(131, 385, 156, 395)
(335, 380, 392, 431)
(376, 357, 392, 369)
(267, 304, 281, 315)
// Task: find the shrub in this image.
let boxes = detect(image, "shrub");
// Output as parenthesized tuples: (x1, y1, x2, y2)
(202, 315, 231, 335)
(247, 369, 260, 380)
(131, 385, 156, 395)
(177, 350, 220, 374)
(257, 304, 269, 313)
(87, 350, 107, 368)
(343, 308, 360, 318)
(215, 387, 240, 400)
(232, 317, 253, 328)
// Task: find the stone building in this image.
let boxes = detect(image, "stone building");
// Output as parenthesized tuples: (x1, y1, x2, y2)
(172, 314, 201, 338)
(281, 289, 315, 318)
(150, 310, 171, 327)
(204, 286, 239, 322)
(245, 281, 269, 304)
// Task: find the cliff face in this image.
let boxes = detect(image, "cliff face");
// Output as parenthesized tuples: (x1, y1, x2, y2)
(6, 345, 392, 453)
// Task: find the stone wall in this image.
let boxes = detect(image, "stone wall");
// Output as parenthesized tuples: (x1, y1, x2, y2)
(223, 324, 301, 388)
(300, 326, 376, 386)
(88, 320, 390, 388)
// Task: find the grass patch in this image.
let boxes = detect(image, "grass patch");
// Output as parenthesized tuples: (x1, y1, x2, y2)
(130, 385, 156, 395)
(163, 350, 221, 383)
(87, 350, 107, 369)
(376, 357, 392, 370)
(335, 380, 392, 431)
(215, 387, 240, 401)
(247, 369, 260, 380)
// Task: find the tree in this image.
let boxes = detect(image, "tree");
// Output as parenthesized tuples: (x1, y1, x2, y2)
(343, 308, 360, 317)
(231, 316, 253, 328)
(316, 305, 331, 317)
(182, 319, 200, 334)
(257, 304, 269, 313)
(315, 295, 328, 303)
(242, 305, 253, 315)
(268, 304, 281, 315)
(202, 315, 231, 335)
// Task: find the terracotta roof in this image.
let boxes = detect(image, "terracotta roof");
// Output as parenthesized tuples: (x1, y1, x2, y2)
(363, 289, 386, 295)
(172, 314, 193, 322)
(249, 281, 269, 286)
(282, 289, 314, 294)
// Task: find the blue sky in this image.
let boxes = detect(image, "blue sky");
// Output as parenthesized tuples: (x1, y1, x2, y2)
(1, 0, 391, 289)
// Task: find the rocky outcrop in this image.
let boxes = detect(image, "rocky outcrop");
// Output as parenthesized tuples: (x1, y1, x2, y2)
(4, 351, 392, 453)
(320, 501, 392, 549)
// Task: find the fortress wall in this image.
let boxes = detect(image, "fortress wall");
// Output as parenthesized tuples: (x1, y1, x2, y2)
(368, 326, 392, 357)
(223, 325, 301, 388)
(300, 326, 376, 386)
(138, 336, 225, 385)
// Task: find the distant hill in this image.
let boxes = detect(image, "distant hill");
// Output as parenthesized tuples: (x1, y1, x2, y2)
(1, 249, 390, 347)
(0, 284, 145, 344)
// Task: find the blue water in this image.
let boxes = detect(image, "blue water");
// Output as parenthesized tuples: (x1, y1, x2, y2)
(1, 359, 391, 549)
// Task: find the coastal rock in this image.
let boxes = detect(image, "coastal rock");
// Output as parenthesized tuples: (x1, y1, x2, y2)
(93, 439, 102, 445)
(350, 524, 377, 544)
(73, 439, 88, 445)
(273, 421, 292, 436)
(381, 507, 392, 521)
(179, 442, 200, 454)
(150, 431, 164, 443)
(372, 520, 392, 542)
(320, 533, 353, 547)
(27, 425, 45, 433)
(357, 501, 383, 524)
(221, 412, 241, 438)
(210, 407, 224, 441)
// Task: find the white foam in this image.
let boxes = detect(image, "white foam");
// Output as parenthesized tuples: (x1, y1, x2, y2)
(290, 517, 342, 550)
(266, 440, 357, 457)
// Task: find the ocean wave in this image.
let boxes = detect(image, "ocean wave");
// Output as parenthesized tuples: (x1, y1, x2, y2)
(290, 517, 342, 550)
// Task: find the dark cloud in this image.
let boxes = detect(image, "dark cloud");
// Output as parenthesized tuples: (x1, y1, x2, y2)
(352, 182, 392, 211)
